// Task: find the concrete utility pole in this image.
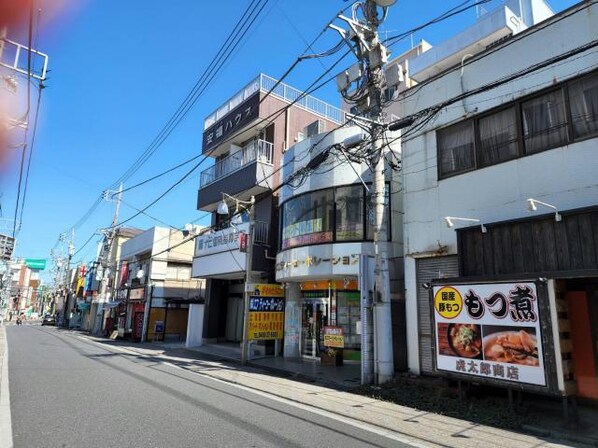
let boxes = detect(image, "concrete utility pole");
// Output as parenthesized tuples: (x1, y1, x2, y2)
(241, 195, 256, 365)
(331, 0, 395, 384)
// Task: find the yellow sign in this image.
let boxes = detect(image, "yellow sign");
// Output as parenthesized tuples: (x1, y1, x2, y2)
(434, 286, 463, 319)
(323, 326, 345, 348)
(248, 311, 284, 340)
(253, 284, 284, 297)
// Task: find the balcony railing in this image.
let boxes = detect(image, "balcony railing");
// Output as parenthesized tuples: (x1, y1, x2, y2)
(200, 139, 274, 188)
(204, 73, 345, 130)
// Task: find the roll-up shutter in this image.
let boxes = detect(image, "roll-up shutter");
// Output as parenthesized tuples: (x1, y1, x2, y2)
(416, 256, 459, 374)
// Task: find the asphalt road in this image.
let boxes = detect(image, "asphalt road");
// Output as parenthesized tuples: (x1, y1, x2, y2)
(6, 325, 408, 448)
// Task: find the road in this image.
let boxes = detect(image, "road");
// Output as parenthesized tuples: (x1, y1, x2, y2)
(6, 325, 407, 448)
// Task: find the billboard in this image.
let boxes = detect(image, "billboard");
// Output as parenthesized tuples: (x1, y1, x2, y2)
(248, 284, 284, 340)
(433, 282, 545, 387)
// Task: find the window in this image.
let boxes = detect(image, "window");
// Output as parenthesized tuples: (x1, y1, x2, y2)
(522, 90, 568, 153)
(166, 265, 191, 281)
(569, 73, 598, 139)
(281, 190, 334, 250)
(437, 121, 475, 177)
(335, 185, 364, 241)
(478, 107, 519, 166)
(279, 184, 391, 250)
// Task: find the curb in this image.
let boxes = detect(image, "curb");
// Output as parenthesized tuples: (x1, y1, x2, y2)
(522, 424, 598, 447)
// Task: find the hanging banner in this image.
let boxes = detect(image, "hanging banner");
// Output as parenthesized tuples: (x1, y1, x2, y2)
(433, 282, 546, 387)
(248, 284, 284, 340)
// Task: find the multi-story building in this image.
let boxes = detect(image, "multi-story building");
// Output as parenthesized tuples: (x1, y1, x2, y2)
(192, 74, 345, 356)
(395, 0, 598, 401)
(275, 125, 405, 379)
(119, 226, 204, 343)
(88, 227, 143, 335)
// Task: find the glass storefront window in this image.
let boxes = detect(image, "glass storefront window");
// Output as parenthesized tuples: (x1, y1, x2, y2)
(280, 183, 390, 250)
(281, 189, 333, 250)
(335, 185, 364, 241)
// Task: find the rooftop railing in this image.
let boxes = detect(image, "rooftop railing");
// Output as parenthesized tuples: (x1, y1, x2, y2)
(204, 73, 345, 130)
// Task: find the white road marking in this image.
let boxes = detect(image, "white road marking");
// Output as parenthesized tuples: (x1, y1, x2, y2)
(0, 327, 13, 448)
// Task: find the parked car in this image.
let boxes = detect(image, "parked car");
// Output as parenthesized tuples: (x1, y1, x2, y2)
(41, 314, 56, 326)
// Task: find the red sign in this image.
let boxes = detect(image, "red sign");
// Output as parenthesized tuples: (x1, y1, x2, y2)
(239, 232, 248, 253)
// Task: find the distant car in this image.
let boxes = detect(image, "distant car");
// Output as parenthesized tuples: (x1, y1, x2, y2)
(41, 315, 56, 326)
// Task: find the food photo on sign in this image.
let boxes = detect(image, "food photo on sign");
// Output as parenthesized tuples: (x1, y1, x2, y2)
(432, 283, 546, 386)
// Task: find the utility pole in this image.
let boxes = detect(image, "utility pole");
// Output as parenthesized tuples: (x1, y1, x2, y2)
(241, 195, 256, 365)
(331, 0, 395, 384)
(97, 183, 123, 334)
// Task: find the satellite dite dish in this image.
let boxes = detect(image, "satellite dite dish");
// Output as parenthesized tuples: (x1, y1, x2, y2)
(136, 269, 145, 279)
(374, 0, 396, 6)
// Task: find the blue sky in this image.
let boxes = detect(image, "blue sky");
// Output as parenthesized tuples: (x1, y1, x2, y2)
(0, 0, 578, 279)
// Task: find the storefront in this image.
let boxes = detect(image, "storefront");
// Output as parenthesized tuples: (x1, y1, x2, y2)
(297, 280, 360, 361)
(449, 206, 598, 402)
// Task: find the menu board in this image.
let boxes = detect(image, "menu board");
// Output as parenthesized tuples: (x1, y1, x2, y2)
(433, 282, 545, 386)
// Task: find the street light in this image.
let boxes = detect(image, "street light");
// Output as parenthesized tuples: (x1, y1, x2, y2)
(444, 216, 487, 233)
(527, 198, 562, 222)
(217, 192, 255, 364)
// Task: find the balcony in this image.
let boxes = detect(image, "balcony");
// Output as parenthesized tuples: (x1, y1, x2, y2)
(197, 139, 274, 211)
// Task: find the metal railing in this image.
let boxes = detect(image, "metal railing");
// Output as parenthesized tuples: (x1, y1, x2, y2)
(200, 139, 274, 188)
(204, 73, 345, 130)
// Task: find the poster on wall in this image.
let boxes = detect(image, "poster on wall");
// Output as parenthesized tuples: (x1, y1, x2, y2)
(433, 282, 546, 386)
(248, 284, 285, 340)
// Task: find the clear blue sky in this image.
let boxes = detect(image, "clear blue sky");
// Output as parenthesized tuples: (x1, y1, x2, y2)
(0, 0, 578, 280)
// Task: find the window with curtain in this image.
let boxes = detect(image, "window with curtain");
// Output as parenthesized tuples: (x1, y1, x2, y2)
(437, 120, 475, 177)
(569, 73, 598, 139)
(335, 185, 364, 241)
(522, 90, 568, 154)
(478, 107, 519, 166)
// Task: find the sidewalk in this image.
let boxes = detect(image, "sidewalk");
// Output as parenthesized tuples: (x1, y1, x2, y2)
(80, 334, 591, 448)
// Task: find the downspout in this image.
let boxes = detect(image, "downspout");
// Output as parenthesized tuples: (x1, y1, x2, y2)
(460, 54, 476, 116)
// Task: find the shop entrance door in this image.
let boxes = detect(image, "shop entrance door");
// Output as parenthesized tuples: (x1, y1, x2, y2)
(301, 299, 328, 359)
(567, 285, 598, 399)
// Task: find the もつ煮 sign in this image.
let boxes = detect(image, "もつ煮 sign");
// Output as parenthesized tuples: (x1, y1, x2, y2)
(433, 283, 546, 387)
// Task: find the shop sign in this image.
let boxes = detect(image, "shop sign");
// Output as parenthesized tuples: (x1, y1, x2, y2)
(195, 223, 248, 257)
(129, 287, 145, 301)
(248, 289, 284, 340)
(282, 218, 333, 249)
(276, 254, 359, 272)
(202, 92, 260, 152)
(116, 289, 128, 300)
(323, 326, 344, 348)
(154, 320, 164, 333)
(433, 282, 545, 387)
(252, 283, 284, 297)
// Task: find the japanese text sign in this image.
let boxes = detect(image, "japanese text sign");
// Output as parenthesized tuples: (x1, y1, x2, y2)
(202, 92, 260, 152)
(433, 282, 545, 386)
(323, 326, 344, 348)
(248, 285, 285, 340)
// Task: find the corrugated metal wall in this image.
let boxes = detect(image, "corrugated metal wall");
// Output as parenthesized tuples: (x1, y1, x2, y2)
(416, 256, 459, 374)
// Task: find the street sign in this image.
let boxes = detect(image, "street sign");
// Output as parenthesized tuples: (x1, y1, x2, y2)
(25, 258, 46, 270)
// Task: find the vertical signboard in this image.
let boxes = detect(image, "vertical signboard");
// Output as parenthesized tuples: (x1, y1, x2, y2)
(433, 282, 546, 386)
(248, 284, 284, 340)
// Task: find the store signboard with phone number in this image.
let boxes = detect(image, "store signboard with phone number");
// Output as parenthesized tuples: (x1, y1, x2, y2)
(432, 282, 546, 386)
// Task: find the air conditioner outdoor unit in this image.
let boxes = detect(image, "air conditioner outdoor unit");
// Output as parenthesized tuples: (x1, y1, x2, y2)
(304, 120, 325, 138)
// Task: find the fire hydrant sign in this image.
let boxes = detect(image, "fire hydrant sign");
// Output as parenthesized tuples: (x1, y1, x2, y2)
(433, 282, 546, 387)
(323, 326, 344, 348)
(248, 284, 285, 340)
